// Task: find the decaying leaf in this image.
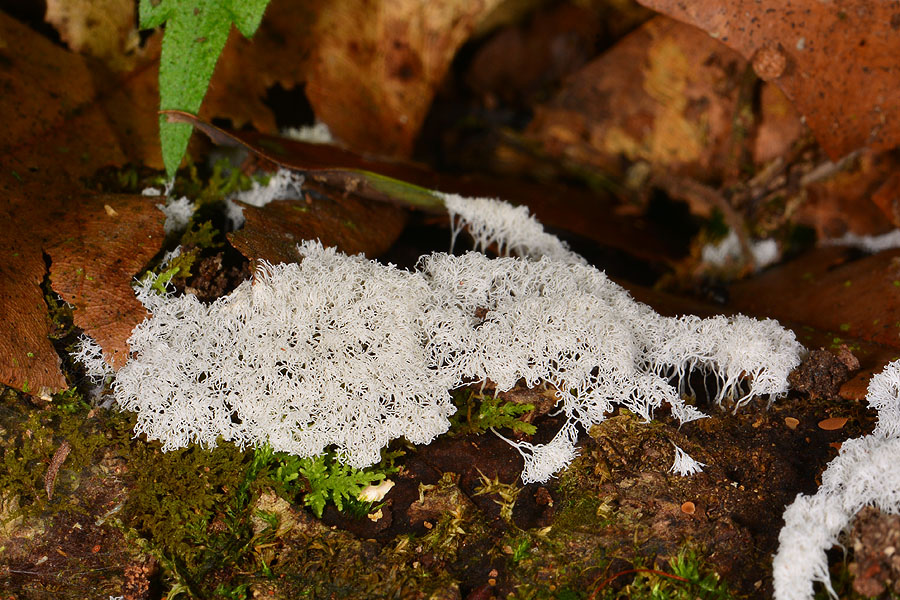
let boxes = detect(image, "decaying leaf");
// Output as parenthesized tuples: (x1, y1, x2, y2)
(304, 0, 506, 157)
(0, 12, 162, 393)
(47, 195, 164, 368)
(44, 0, 141, 72)
(729, 247, 900, 350)
(202, 0, 322, 134)
(0, 215, 66, 396)
(465, 3, 605, 105)
(228, 182, 408, 269)
(526, 16, 749, 182)
(635, 0, 900, 159)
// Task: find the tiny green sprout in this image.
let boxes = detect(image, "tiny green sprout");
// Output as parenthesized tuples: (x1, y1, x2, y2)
(593, 548, 733, 600)
(254, 509, 279, 531)
(510, 537, 531, 563)
(473, 469, 521, 524)
(273, 452, 385, 518)
(450, 389, 537, 436)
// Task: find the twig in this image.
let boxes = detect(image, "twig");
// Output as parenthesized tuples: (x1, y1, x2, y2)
(588, 567, 689, 600)
(652, 173, 753, 272)
(45, 440, 71, 500)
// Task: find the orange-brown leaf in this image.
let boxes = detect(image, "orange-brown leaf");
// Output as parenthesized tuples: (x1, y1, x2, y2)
(526, 16, 751, 183)
(47, 195, 165, 368)
(0, 12, 162, 392)
(635, 0, 900, 159)
(305, 0, 506, 157)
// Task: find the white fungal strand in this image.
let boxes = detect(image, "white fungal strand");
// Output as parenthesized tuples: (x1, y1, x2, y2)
(774, 361, 900, 600)
(669, 443, 706, 477)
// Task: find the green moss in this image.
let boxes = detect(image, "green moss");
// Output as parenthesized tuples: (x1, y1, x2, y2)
(0, 386, 131, 519)
(449, 388, 537, 436)
(593, 548, 735, 600)
(123, 441, 252, 572)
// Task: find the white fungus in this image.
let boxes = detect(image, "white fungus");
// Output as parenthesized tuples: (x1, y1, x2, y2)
(157, 196, 194, 236)
(85, 194, 803, 483)
(823, 229, 900, 254)
(226, 168, 305, 228)
(701, 230, 779, 270)
(773, 360, 900, 600)
(669, 443, 706, 476)
(282, 122, 335, 145)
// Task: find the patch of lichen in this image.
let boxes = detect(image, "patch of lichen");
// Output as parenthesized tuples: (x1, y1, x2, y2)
(0, 386, 129, 520)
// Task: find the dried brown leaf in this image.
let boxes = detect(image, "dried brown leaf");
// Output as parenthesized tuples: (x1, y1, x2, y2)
(305, 0, 506, 157)
(47, 195, 164, 368)
(202, 0, 322, 134)
(228, 183, 408, 269)
(0, 12, 162, 393)
(635, 0, 900, 159)
(44, 0, 141, 72)
(526, 16, 748, 182)
(729, 247, 900, 349)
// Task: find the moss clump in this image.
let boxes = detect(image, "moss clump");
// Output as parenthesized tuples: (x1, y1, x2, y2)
(0, 386, 127, 519)
(593, 548, 735, 600)
(123, 441, 253, 575)
(448, 388, 537, 436)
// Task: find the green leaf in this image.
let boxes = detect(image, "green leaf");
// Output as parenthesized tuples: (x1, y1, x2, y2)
(140, 0, 272, 179)
(274, 454, 385, 518)
(226, 0, 270, 37)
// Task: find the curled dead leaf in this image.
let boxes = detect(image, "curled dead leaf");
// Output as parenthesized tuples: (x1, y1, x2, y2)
(48, 194, 165, 368)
